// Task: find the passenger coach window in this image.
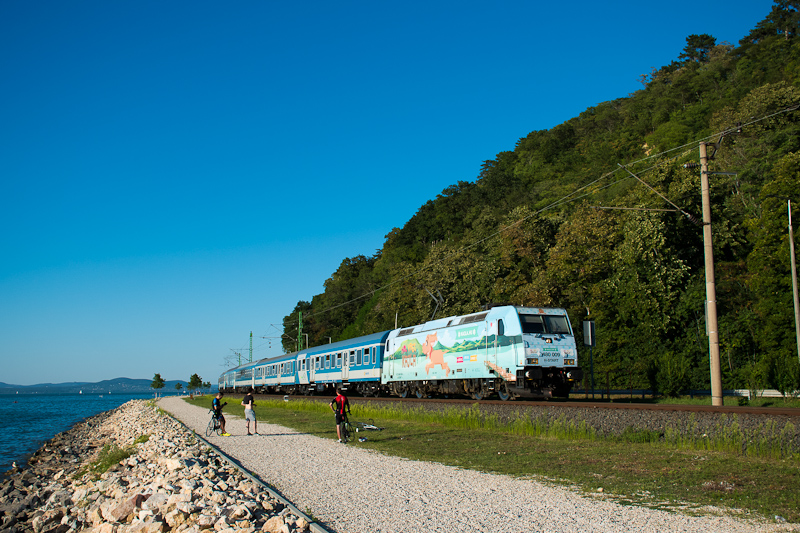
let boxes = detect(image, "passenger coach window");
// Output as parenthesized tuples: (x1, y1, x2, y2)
(356, 350, 362, 366)
(325, 354, 331, 369)
(349, 351, 355, 365)
(364, 348, 370, 365)
(336, 353, 342, 368)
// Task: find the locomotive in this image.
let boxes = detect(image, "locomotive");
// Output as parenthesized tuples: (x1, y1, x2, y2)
(219, 305, 583, 400)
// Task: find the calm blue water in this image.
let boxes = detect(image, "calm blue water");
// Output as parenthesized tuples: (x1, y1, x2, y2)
(0, 392, 180, 474)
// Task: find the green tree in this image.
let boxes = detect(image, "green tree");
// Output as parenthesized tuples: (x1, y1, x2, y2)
(679, 34, 717, 63)
(742, 0, 800, 43)
(746, 153, 800, 365)
(188, 374, 203, 393)
(150, 373, 165, 394)
(174, 382, 182, 392)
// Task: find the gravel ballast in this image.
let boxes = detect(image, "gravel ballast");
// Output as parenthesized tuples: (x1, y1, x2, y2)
(158, 397, 798, 533)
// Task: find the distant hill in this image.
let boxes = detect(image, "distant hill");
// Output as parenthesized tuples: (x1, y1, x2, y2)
(0, 377, 216, 394)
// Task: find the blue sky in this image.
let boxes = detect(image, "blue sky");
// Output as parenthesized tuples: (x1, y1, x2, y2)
(0, 0, 774, 385)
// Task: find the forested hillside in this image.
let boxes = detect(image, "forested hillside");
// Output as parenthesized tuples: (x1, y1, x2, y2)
(283, 1, 800, 395)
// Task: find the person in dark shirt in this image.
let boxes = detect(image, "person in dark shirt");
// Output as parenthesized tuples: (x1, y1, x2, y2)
(329, 387, 351, 443)
(242, 387, 258, 435)
(212, 392, 230, 436)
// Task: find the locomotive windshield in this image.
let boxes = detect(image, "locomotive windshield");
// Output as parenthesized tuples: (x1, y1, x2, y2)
(519, 314, 572, 335)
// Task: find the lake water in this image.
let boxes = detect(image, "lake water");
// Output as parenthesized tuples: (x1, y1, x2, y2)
(0, 391, 183, 474)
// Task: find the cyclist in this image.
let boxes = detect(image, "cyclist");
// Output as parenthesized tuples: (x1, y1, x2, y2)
(212, 391, 231, 436)
(329, 387, 351, 443)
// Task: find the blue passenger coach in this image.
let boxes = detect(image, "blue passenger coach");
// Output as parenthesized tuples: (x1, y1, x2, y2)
(297, 331, 389, 396)
(220, 331, 390, 396)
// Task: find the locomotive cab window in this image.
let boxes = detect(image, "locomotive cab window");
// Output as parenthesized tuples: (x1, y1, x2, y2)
(544, 315, 572, 334)
(520, 314, 572, 335)
(519, 315, 545, 334)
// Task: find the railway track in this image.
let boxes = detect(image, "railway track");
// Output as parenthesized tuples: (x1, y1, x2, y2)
(252, 393, 800, 418)
(243, 392, 800, 454)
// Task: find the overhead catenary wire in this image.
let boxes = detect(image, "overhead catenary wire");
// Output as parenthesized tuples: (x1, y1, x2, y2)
(275, 102, 800, 338)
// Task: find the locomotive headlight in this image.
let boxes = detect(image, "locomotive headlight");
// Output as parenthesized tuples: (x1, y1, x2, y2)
(545, 338, 552, 343)
(527, 358, 539, 365)
(564, 359, 575, 366)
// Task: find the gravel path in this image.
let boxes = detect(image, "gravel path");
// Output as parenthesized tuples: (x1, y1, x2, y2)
(158, 397, 796, 533)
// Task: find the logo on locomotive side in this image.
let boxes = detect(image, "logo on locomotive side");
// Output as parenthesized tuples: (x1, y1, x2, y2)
(401, 344, 417, 367)
(457, 327, 478, 339)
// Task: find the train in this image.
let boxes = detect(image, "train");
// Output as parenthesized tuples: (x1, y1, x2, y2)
(218, 305, 583, 400)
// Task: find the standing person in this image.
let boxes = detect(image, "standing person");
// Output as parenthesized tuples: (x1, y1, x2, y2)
(242, 387, 258, 435)
(212, 392, 230, 437)
(330, 387, 351, 443)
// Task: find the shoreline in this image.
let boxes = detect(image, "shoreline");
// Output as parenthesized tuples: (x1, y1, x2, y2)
(0, 392, 173, 476)
(0, 400, 313, 533)
(4, 398, 797, 533)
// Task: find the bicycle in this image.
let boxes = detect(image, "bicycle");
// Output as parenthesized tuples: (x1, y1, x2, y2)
(354, 418, 385, 432)
(205, 409, 223, 437)
(341, 412, 354, 443)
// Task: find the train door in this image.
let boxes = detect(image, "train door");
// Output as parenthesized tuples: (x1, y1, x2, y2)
(495, 319, 505, 362)
(299, 356, 309, 385)
(342, 351, 349, 381)
(387, 339, 395, 378)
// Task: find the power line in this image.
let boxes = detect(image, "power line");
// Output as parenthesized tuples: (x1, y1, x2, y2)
(275, 102, 800, 334)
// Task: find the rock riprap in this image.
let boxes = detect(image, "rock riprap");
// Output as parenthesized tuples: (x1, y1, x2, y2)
(0, 400, 310, 533)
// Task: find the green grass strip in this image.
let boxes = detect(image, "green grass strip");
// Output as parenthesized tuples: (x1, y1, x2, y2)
(187, 395, 799, 523)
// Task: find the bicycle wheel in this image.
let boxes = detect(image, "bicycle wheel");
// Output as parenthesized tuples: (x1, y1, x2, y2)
(205, 417, 215, 437)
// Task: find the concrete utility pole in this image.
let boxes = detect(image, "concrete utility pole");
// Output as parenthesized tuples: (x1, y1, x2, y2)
(700, 142, 724, 407)
(789, 200, 800, 364)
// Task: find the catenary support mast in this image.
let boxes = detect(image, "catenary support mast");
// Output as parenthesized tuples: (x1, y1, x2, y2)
(700, 142, 723, 407)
